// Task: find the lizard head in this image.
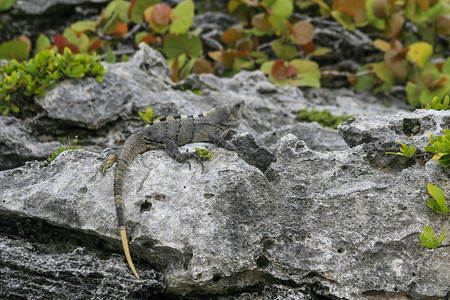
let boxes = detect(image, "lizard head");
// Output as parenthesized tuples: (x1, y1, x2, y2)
(206, 100, 245, 129)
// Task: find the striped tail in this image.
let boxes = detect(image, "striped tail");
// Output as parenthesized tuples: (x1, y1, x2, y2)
(114, 133, 145, 279)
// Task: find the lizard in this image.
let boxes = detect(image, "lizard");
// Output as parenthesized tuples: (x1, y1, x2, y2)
(96, 100, 245, 279)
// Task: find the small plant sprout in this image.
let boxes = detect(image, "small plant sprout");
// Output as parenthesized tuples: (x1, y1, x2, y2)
(386, 134, 416, 158)
(138, 107, 157, 124)
(195, 148, 213, 160)
(425, 95, 449, 111)
(424, 129, 450, 167)
(47, 136, 87, 163)
(419, 226, 447, 249)
(426, 183, 449, 214)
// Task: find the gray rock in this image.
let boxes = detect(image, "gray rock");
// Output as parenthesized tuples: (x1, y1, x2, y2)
(15, 0, 107, 15)
(339, 110, 450, 172)
(0, 116, 60, 170)
(1, 110, 449, 299)
(258, 122, 349, 152)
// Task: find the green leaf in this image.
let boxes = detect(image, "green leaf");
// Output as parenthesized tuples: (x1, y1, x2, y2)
(0, 0, 15, 11)
(169, 0, 195, 34)
(195, 147, 213, 159)
(439, 155, 450, 168)
(163, 34, 202, 59)
(71, 21, 96, 33)
(0, 40, 29, 60)
(129, 0, 161, 23)
(105, 0, 130, 21)
(271, 40, 298, 60)
(63, 28, 78, 45)
(366, 0, 386, 30)
(269, 0, 293, 18)
(427, 183, 448, 214)
(105, 48, 116, 64)
(419, 226, 447, 249)
(35, 34, 50, 54)
(442, 57, 450, 75)
(268, 15, 288, 34)
(179, 57, 196, 79)
(373, 61, 396, 84)
(331, 10, 355, 31)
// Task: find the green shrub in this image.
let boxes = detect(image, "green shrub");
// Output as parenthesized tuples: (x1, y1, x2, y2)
(47, 138, 87, 163)
(0, 48, 107, 115)
(297, 109, 352, 129)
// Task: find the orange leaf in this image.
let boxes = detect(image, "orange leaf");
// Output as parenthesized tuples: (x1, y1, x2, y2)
(347, 73, 358, 85)
(415, 0, 429, 11)
(293, 21, 315, 45)
(88, 39, 102, 52)
(152, 3, 172, 25)
(430, 76, 447, 88)
(128, 0, 138, 19)
(221, 25, 243, 44)
(384, 13, 404, 38)
(111, 21, 128, 37)
(436, 15, 450, 35)
(337, 0, 366, 23)
(251, 13, 271, 32)
(137, 34, 156, 45)
(235, 39, 253, 57)
(192, 58, 213, 74)
(221, 49, 235, 69)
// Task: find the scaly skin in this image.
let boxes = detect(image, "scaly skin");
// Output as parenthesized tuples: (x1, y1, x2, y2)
(96, 101, 245, 278)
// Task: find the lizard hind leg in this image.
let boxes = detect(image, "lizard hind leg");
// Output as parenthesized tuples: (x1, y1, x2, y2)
(95, 154, 118, 176)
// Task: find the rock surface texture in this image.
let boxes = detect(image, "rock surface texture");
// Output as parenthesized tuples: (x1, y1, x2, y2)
(0, 44, 449, 299)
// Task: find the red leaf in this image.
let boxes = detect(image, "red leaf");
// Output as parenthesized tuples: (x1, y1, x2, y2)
(170, 56, 179, 82)
(286, 64, 296, 78)
(152, 3, 172, 25)
(128, 0, 138, 19)
(53, 34, 79, 54)
(301, 41, 316, 53)
(96, 8, 105, 29)
(272, 60, 289, 81)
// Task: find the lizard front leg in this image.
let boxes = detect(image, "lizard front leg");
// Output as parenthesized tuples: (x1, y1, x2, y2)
(95, 154, 118, 176)
(165, 139, 204, 172)
(208, 131, 235, 151)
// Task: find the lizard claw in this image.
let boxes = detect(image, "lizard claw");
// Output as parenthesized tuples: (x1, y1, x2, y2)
(95, 154, 117, 176)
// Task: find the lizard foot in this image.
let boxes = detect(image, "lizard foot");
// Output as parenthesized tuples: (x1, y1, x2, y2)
(95, 154, 117, 176)
(178, 151, 205, 173)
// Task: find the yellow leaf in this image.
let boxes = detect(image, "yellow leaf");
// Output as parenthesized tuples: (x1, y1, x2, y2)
(373, 38, 391, 52)
(432, 153, 447, 160)
(407, 42, 433, 68)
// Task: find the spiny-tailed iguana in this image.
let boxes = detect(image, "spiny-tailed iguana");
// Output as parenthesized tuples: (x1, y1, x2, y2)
(96, 101, 245, 279)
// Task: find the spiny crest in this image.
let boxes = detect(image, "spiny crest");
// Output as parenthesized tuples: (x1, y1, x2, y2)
(144, 101, 244, 126)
